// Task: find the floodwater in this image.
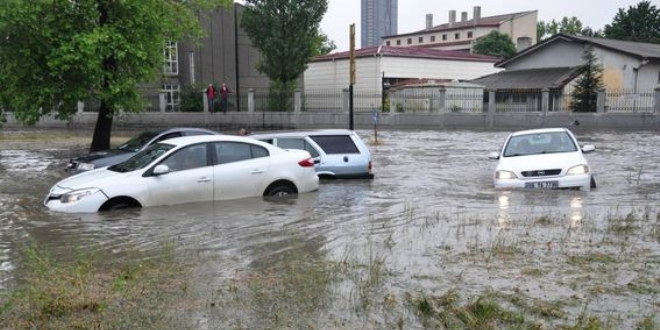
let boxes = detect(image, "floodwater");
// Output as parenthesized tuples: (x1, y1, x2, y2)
(1, 128, 660, 328)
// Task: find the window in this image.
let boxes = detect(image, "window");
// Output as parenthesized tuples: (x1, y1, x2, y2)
(309, 135, 359, 154)
(278, 138, 320, 158)
(162, 84, 180, 111)
(467, 31, 473, 38)
(430, 35, 436, 42)
(162, 144, 208, 172)
(163, 41, 178, 75)
(386, 41, 391, 46)
(407, 38, 412, 45)
(455, 33, 460, 40)
(418, 36, 424, 43)
(396, 39, 401, 45)
(442, 34, 447, 41)
(214, 142, 268, 164)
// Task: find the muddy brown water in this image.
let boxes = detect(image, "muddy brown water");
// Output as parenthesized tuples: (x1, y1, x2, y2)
(1, 128, 659, 328)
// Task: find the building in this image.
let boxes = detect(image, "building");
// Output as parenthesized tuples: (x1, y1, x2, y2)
(471, 34, 660, 112)
(382, 6, 537, 53)
(361, 0, 398, 48)
(156, 3, 270, 112)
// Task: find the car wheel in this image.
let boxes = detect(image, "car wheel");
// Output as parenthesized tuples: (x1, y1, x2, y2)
(100, 198, 140, 212)
(590, 176, 597, 189)
(266, 184, 295, 197)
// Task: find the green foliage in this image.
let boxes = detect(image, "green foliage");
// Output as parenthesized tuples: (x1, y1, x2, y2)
(604, 1, 660, 43)
(537, 17, 600, 41)
(179, 83, 206, 112)
(312, 30, 337, 57)
(0, 0, 230, 146)
(472, 31, 517, 59)
(571, 45, 603, 113)
(241, 0, 328, 93)
(267, 80, 296, 112)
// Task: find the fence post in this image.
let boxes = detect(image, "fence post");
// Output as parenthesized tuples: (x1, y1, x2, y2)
(655, 86, 660, 113)
(342, 88, 349, 113)
(294, 89, 302, 113)
(488, 89, 496, 128)
(248, 88, 255, 113)
(202, 90, 209, 113)
(159, 91, 166, 113)
(438, 86, 447, 111)
(77, 101, 84, 114)
(597, 88, 606, 113)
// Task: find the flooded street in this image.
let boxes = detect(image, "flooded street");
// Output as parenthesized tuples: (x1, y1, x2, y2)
(1, 128, 660, 328)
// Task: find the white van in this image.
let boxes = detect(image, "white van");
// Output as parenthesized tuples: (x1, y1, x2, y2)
(249, 129, 374, 179)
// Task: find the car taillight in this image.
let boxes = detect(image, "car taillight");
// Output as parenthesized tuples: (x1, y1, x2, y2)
(298, 157, 315, 168)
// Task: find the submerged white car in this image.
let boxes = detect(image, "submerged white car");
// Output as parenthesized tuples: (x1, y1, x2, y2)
(488, 127, 596, 191)
(45, 135, 319, 213)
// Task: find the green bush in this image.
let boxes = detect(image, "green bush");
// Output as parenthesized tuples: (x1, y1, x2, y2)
(179, 83, 206, 112)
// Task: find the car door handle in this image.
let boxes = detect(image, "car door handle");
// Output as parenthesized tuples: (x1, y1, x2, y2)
(197, 177, 211, 183)
(251, 169, 264, 174)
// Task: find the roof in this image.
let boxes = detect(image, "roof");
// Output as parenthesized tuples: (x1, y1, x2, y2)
(385, 11, 537, 38)
(471, 67, 584, 90)
(313, 46, 500, 63)
(248, 129, 359, 138)
(511, 127, 571, 136)
(498, 34, 660, 67)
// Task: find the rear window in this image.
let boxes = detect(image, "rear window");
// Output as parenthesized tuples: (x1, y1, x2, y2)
(310, 135, 359, 154)
(277, 138, 320, 158)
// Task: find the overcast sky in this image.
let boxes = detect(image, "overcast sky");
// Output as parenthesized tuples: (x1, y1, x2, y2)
(319, 0, 647, 51)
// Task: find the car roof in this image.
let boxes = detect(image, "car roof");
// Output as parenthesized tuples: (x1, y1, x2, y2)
(249, 129, 356, 138)
(158, 134, 269, 147)
(510, 127, 569, 136)
(155, 127, 220, 135)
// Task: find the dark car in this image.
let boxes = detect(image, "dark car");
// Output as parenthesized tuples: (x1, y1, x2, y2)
(66, 127, 220, 174)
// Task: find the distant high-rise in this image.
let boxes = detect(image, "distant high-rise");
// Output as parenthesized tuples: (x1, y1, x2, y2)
(361, 0, 398, 48)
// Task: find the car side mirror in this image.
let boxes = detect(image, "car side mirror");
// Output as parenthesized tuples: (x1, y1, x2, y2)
(488, 152, 500, 160)
(582, 145, 595, 153)
(152, 164, 171, 175)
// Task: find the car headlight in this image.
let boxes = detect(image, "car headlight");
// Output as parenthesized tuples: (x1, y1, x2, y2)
(567, 164, 589, 175)
(77, 163, 96, 171)
(60, 188, 101, 204)
(496, 170, 518, 179)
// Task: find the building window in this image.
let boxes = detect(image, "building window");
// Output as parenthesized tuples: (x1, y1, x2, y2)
(396, 39, 401, 45)
(455, 33, 460, 40)
(162, 84, 180, 111)
(442, 34, 447, 41)
(163, 41, 178, 75)
(386, 41, 391, 46)
(407, 38, 412, 45)
(418, 36, 424, 43)
(431, 35, 436, 42)
(467, 31, 473, 38)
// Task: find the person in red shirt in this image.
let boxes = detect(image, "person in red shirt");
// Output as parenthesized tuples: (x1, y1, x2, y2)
(206, 83, 216, 113)
(219, 81, 230, 113)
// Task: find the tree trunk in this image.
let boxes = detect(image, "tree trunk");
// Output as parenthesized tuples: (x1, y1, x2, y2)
(89, 101, 113, 152)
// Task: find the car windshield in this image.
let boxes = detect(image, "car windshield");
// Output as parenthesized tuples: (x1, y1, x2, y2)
(109, 143, 174, 172)
(503, 132, 577, 157)
(117, 131, 159, 152)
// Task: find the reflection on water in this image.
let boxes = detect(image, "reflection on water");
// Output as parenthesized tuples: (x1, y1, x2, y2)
(2, 129, 660, 327)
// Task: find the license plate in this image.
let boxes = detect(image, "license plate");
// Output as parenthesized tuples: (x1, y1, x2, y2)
(525, 181, 558, 189)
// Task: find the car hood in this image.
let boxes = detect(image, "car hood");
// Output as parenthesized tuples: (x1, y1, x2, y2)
(497, 152, 587, 172)
(54, 168, 133, 191)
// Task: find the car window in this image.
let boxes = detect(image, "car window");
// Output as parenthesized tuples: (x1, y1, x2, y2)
(504, 132, 577, 157)
(109, 143, 174, 172)
(213, 142, 269, 165)
(161, 144, 208, 171)
(277, 138, 320, 158)
(117, 131, 158, 152)
(154, 132, 183, 144)
(184, 130, 214, 137)
(309, 135, 359, 154)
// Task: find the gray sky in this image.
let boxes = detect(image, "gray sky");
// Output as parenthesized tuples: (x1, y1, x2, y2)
(320, 0, 648, 51)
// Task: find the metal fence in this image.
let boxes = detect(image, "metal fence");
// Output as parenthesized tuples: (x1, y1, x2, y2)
(606, 88, 655, 113)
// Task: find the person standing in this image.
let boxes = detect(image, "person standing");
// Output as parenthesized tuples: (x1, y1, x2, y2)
(206, 83, 216, 113)
(219, 81, 230, 113)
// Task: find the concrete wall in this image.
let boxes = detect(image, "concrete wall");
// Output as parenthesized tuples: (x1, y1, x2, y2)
(5, 111, 659, 131)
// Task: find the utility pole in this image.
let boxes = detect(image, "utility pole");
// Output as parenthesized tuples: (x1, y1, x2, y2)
(349, 23, 356, 130)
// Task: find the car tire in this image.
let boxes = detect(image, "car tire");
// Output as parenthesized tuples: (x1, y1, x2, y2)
(590, 177, 597, 189)
(266, 184, 295, 197)
(101, 198, 140, 212)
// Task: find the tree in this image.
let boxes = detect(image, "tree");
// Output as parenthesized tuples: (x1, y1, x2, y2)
(0, 0, 230, 151)
(570, 45, 603, 113)
(312, 30, 337, 57)
(472, 31, 517, 59)
(241, 0, 328, 110)
(604, 1, 660, 43)
(537, 17, 601, 41)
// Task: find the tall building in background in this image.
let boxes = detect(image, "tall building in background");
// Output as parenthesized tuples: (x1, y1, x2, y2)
(361, 0, 398, 48)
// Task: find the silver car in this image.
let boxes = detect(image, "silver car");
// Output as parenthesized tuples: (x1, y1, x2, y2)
(249, 129, 374, 179)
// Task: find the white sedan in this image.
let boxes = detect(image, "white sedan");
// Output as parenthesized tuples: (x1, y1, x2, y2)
(488, 127, 596, 191)
(44, 135, 319, 213)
